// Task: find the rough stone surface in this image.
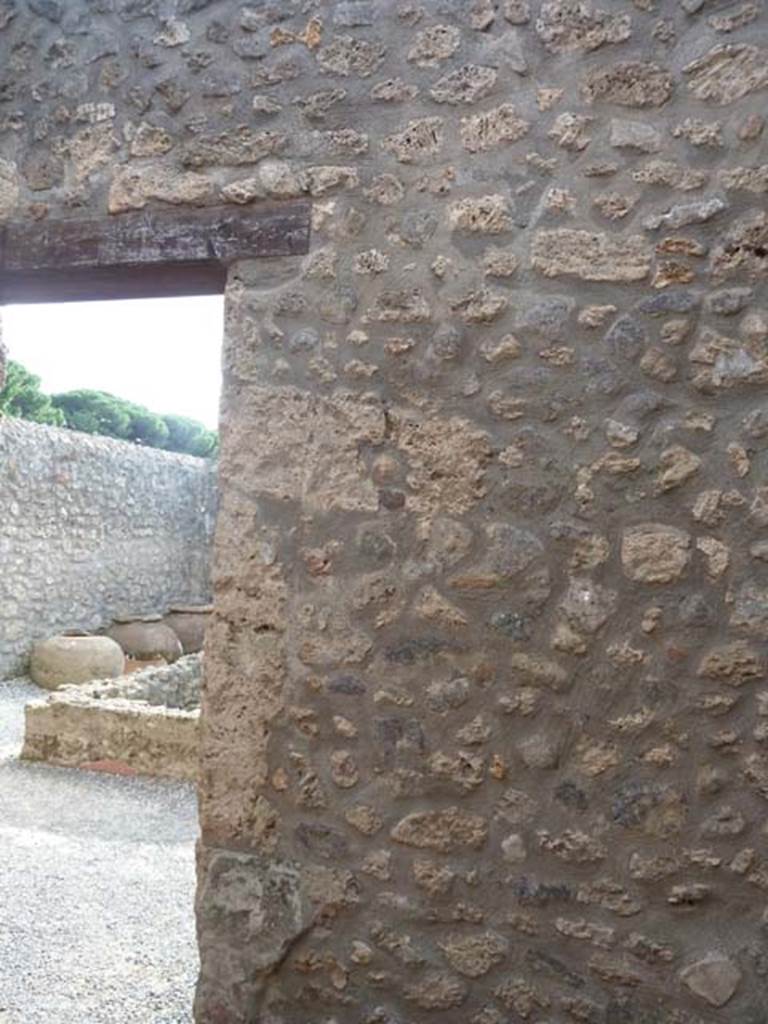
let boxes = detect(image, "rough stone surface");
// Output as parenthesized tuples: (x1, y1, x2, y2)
(531, 229, 651, 281)
(679, 953, 742, 1006)
(581, 61, 674, 107)
(3, 3, 768, 1021)
(621, 524, 691, 583)
(684, 44, 768, 105)
(0, 419, 216, 678)
(609, 117, 661, 152)
(535, 2, 631, 54)
(391, 808, 489, 852)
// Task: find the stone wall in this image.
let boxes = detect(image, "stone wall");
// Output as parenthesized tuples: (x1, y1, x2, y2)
(2, 2, 768, 1022)
(0, 417, 216, 677)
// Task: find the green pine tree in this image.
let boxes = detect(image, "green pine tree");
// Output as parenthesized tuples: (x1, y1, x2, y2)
(0, 361, 65, 426)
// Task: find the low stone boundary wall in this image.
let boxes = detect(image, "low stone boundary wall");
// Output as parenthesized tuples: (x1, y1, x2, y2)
(21, 656, 201, 780)
(0, 418, 217, 678)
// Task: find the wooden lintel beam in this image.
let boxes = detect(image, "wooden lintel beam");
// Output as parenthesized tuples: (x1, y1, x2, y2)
(0, 201, 311, 304)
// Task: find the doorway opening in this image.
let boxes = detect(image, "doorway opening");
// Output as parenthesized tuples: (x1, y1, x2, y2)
(0, 291, 224, 1024)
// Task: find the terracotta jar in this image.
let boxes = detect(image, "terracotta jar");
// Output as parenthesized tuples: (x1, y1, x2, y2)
(105, 615, 183, 664)
(162, 604, 213, 654)
(30, 635, 125, 690)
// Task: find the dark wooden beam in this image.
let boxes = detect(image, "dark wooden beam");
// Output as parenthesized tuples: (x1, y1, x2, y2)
(0, 263, 229, 304)
(0, 201, 311, 304)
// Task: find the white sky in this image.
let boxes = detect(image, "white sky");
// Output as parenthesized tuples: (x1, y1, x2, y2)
(2, 295, 224, 430)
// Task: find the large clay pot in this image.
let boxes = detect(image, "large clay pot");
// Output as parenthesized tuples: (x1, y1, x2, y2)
(162, 604, 213, 654)
(30, 635, 125, 690)
(105, 616, 183, 664)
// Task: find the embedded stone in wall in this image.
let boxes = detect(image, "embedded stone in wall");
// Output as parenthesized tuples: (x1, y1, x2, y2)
(450, 285, 508, 324)
(708, 4, 761, 32)
(547, 111, 592, 151)
(655, 445, 701, 492)
(108, 164, 213, 213)
(181, 128, 285, 168)
(508, 652, 569, 691)
(535, 1, 631, 53)
(0, 157, 19, 220)
(494, 976, 550, 1015)
(504, 0, 531, 23)
(719, 165, 768, 194)
(383, 117, 443, 163)
(316, 33, 386, 77)
(483, 247, 519, 278)
(407, 24, 460, 67)
(404, 971, 468, 1010)
(392, 409, 492, 517)
(153, 17, 190, 47)
(391, 807, 488, 852)
(429, 64, 498, 105)
(517, 295, 575, 339)
(672, 117, 723, 148)
(730, 582, 768, 639)
(680, 953, 741, 1007)
(537, 828, 606, 863)
(230, 387, 385, 514)
(684, 44, 768, 105)
(558, 578, 617, 635)
(369, 77, 418, 103)
(62, 123, 117, 184)
(697, 641, 764, 685)
(620, 523, 691, 583)
(297, 593, 373, 667)
(460, 103, 530, 153)
(364, 287, 432, 322)
(22, 149, 64, 193)
(688, 326, 768, 392)
(632, 159, 707, 191)
(195, 850, 311, 1019)
(439, 932, 509, 978)
(710, 210, 768, 282)
(450, 522, 550, 614)
(449, 194, 513, 233)
(531, 229, 651, 281)
(593, 190, 637, 221)
(238, 160, 358, 200)
(643, 196, 727, 232)
(706, 287, 754, 316)
(612, 781, 686, 837)
(581, 61, 674, 107)
(609, 118, 661, 152)
(129, 122, 174, 157)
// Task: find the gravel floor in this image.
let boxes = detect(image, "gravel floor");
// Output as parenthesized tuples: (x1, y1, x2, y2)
(0, 679, 199, 1024)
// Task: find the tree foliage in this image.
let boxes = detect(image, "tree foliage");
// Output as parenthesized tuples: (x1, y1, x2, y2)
(0, 360, 65, 427)
(51, 389, 133, 438)
(0, 361, 217, 457)
(163, 413, 218, 458)
(126, 403, 170, 449)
